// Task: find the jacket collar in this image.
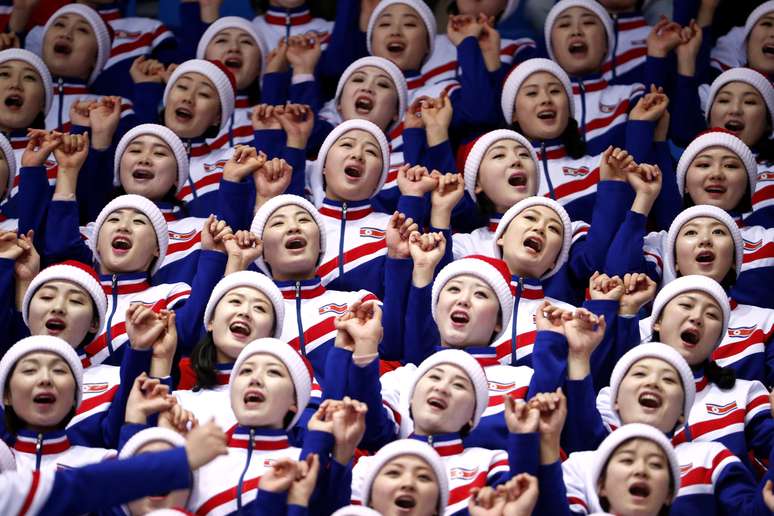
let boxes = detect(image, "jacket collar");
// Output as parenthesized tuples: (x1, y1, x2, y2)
(319, 198, 374, 220)
(409, 432, 464, 456)
(226, 426, 290, 450)
(275, 277, 326, 299)
(99, 272, 151, 295)
(14, 429, 71, 455)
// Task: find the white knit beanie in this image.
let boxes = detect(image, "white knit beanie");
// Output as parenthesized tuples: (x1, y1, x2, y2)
(0, 335, 84, 407)
(250, 194, 327, 272)
(544, 0, 615, 64)
(22, 262, 107, 331)
(590, 423, 680, 502)
(608, 342, 695, 421)
(164, 59, 236, 133)
(360, 439, 449, 512)
(743, 1, 774, 42)
(0, 131, 16, 201)
(663, 205, 743, 283)
(0, 49, 53, 115)
(90, 194, 169, 275)
(676, 131, 758, 200)
(431, 257, 514, 334)
(335, 56, 408, 127)
(705, 68, 774, 131)
(651, 275, 730, 350)
(332, 507, 381, 516)
(203, 271, 285, 338)
(0, 440, 14, 471)
(310, 119, 391, 206)
(196, 16, 268, 74)
(366, 0, 437, 60)
(492, 196, 572, 279)
(119, 427, 186, 459)
(44, 4, 111, 84)
(501, 58, 575, 125)
(406, 349, 490, 430)
(113, 124, 189, 192)
(229, 338, 312, 429)
(463, 129, 539, 201)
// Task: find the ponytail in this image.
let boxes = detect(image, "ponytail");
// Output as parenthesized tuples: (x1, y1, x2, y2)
(705, 360, 736, 389)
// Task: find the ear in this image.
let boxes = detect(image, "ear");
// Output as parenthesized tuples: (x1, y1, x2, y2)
(494, 321, 502, 334)
(474, 181, 483, 195)
(89, 317, 100, 334)
(652, 320, 661, 333)
(206, 321, 214, 333)
(496, 236, 504, 247)
(3, 391, 10, 406)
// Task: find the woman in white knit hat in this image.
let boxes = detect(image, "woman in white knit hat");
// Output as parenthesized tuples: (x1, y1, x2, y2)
(709, 2, 774, 80)
(550, 342, 770, 515)
(0, 336, 116, 474)
(197, 17, 266, 149)
(542, 0, 647, 156)
(33, 4, 135, 133)
(0, 49, 52, 136)
(173, 271, 284, 432)
(617, 275, 774, 473)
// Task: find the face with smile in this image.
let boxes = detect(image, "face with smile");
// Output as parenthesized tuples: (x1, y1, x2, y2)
(0, 60, 46, 131)
(28, 280, 99, 347)
(42, 14, 98, 81)
(498, 205, 564, 278)
(411, 363, 476, 435)
(615, 358, 685, 433)
(4, 352, 77, 433)
(119, 135, 178, 201)
(230, 353, 296, 428)
(370, 455, 440, 516)
(371, 3, 429, 71)
(338, 66, 400, 130)
(208, 287, 276, 363)
(684, 147, 749, 210)
(747, 13, 774, 75)
(513, 72, 571, 139)
(550, 7, 608, 76)
(436, 275, 501, 348)
(261, 205, 321, 280)
(598, 438, 673, 516)
(96, 208, 160, 275)
(476, 139, 538, 212)
(653, 292, 724, 366)
(126, 440, 191, 515)
(164, 73, 222, 139)
(323, 129, 384, 202)
(709, 82, 769, 146)
(204, 28, 261, 90)
(673, 217, 735, 283)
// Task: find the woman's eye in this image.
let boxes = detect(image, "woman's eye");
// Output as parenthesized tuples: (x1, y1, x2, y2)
(446, 286, 460, 293)
(254, 306, 266, 313)
(239, 367, 253, 375)
(133, 218, 147, 225)
(525, 91, 537, 97)
(474, 290, 489, 299)
(77, 27, 89, 34)
(683, 229, 697, 236)
(229, 298, 241, 305)
(712, 228, 727, 236)
(492, 153, 505, 159)
(176, 84, 188, 91)
(377, 81, 392, 89)
(268, 368, 283, 376)
(453, 382, 467, 389)
(678, 303, 692, 309)
(663, 376, 677, 384)
(549, 225, 560, 234)
(417, 474, 432, 482)
(199, 92, 211, 99)
(366, 149, 377, 157)
(351, 76, 364, 84)
(107, 216, 120, 223)
(70, 298, 85, 306)
(427, 373, 441, 381)
(524, 215, 536, 221)
(154, 152, 168, 157)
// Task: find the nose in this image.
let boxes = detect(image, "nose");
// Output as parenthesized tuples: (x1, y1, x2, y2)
(51, 295, 66, 314)
(399, 473, 417, 490)
(632, 458, 648, 476)
(689, 307, 704, 325)
(37, 368, 53, 385)
(349, 145, 365, 162)
(249, 372, 265, 387)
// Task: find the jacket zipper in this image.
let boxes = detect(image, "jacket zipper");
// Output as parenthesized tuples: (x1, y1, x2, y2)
(184, 140, 198, 200)
(35, 433, 43, 471)
(106, 274, 119, 354)
(540, 141, 556, 200)
(57, 78, 64, 130)
(295, 281, 307, 357)
(611, 15, 619, 81)
(510, 276, 523, 365)
(578, 80, 587, 143)
(338, 203, 347, 280)
(236, 428, 255, 511)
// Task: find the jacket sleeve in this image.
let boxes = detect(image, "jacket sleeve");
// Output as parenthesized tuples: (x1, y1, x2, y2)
(528, 331, 569, 395)
(534, 461, 575, 516)
(43, 200, 94, 265)
(449, 36, 500, 128)
(348, 355, 399, 450)
(603, 210, 659, 281)
(379, 257, 413, 360)
(562, 376, 609, 453)
(403, 283, 441, 365)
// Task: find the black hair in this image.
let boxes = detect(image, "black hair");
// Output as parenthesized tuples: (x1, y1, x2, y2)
(190, 331, 220, 391)
(3, 361, 77, 435)
(509, 118, 586, 159)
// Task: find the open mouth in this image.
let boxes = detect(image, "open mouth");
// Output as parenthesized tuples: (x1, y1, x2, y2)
(763, 44, 774, 56)
(386, 40, 406, 54)
(33, 393, 56, 404)
(724, 120, 745, 132)
(568, 41, 588, 56)
(243, 390, 266, 405)
(131, 169, 154, 181)
(508, 172, 527, 187)
(523, 235, 543, 253)
(284, 236, 307, 250)
(395, 495, 417, 509)
(229, 321, 251, 338)
(45, 318, 66, 333)
(695, 250, 715, 264)
(53, 42, 72, 56)
(638, 391, 663, 409)
(4, 94, 23, 109)
(703, 184, 726, 196)
(450, 310, 470, 325)
(537, 109, 556, 120)
(174, 107, 193, 122)
(629, 482, 651, 499)
(111, 236, 133, 252)
(224, 56, 243, 69)
(344, 165, 363, 179)
(681, 327, 700, 346)
(426, 396, 448, 410)
(354, 96, 374, 114)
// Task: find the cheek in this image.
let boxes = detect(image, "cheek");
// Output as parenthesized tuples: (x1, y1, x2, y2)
(204, 43, 223, 61)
